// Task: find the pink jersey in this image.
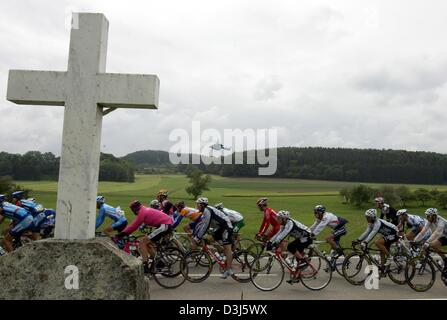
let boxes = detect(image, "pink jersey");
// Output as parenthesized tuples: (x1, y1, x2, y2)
(123, 206, 173, 234)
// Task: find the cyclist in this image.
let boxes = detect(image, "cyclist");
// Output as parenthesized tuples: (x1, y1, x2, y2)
(19, 197, 48, 240)
(266, 210, 313, 282)
(11, 191, 26, 207)
(156, 189, 174, 215)
(149, 199, 161, 210)
(256, 198, 281, 241)
(375, 197, 398, 225)
(396, 209, 430, 241)
(214, 203, 245, 234)
(414, 208, 447, 273)
(95, 196, 128, 236)
(0, 194, 34, 252)
(353, 208, 399, 273)
(193, 197, 234, 279)
(171, 201, 202, 232)
(117, 200, 173, 274)
(310, 205, 348, 256)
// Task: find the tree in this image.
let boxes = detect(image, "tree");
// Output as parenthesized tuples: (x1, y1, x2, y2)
(376, 185, 401, 207)
(185, 167, 212, 200)
(339, 187, 351, 204)
(436, 192, 447, 209)
(414, 188, 432, 206)
(395, 185, 415, 207)
(349, 185, 374, 207)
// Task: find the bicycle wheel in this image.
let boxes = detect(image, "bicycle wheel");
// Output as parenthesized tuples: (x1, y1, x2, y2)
(235, 238, 256, 251)
(301, 253, 332, 290)
(175, 233, 192, 252)
(342, 252, 371, 285)
(405, 256, 436, 292)
(152, 247, 186, 289)
(247, 243, 265, 257)
(250, 254, 284, 291)
(181, 249, 213, 283)
(388, 253, 409, 285)
(332, 248, 353, 276)
(231, 249, 256, 283)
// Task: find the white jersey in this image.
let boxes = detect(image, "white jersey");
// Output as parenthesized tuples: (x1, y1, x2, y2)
(421, 215, 447, 243)
(222, 208, 243, 223)
(358, 219, 398, 243)
(270, 218, 312, 244)
(310, 212, 344, 235)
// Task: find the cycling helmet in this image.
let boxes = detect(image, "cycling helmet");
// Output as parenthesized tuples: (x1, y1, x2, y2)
(256, 198, 268, 206)
(156, 189, 169, 198)
(129, 200, 142, 213)
(365, 208, 377, 218)
(425, 208, 438, 217)
(314, 205, 326, 214)
(175, 201, 185, 210)
(214, 203, 224, 210)
(149, 199, 160, 208)
(12, 191, 25, 199)
(374, 197, 384, 204)
(396, 209, 408, 217)
(96, 196, 105, 204)
(196, 197, 209, 205)
(277, 210, 290, 219)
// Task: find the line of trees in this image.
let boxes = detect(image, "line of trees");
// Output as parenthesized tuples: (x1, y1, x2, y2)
(0, 151, 135, 182)
(122, 147, 447, 185)
(340, 184, 447, 209)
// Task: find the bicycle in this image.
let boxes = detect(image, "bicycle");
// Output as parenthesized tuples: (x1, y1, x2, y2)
(405, 244, 447, 292)
(311, 240, 352, 277)
(181, 237, 255, 283)
(342, 241, 409, 286)
(112, 234, 186, 289)
(249, 242, 332, 291)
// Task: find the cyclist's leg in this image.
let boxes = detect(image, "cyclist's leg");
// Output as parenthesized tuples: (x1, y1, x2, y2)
(222, 229, 234, 271)
(405, 230, 416, 241)
(331, 226, 347, 253)
(288, 238, 304, 261)
(375, 237, 389, 268)
(109, 219, 127, 236)
(8, 216, 33, 252)
(147, 224, 171, 257)
(430, 237, 447, 262)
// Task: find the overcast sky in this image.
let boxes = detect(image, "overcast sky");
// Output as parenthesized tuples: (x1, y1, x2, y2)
(1, 0, 447, 157)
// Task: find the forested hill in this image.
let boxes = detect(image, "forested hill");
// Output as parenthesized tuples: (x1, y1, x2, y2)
(0, 151, 135, 182)
(2, 147, 447, 185)
(124, 147, 447, 185)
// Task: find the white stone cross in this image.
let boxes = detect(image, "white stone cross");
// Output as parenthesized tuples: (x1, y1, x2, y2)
(6, 13, 159, 239)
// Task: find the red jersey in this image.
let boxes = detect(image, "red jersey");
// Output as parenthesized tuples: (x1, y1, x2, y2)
(259, 207, 280, 237)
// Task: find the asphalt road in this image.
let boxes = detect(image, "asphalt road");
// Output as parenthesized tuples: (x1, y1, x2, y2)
(149, 271, 446, 300)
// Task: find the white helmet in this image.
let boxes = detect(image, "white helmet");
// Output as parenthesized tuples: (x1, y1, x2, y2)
(425, 208, 438, 217)
(365, 208, 377, 218)
(277, 210, 290, 219)
(149, 199, 160, 208)
(196, 197, 209, 205)
(396, 209, 408, 217)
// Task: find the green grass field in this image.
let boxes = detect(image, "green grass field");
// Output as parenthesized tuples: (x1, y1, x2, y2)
(5, 174, 447, 251)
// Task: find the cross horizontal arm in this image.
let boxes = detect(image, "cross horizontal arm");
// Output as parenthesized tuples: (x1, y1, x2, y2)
(7, 70, 67, 106)
(96, 73, 159, 109)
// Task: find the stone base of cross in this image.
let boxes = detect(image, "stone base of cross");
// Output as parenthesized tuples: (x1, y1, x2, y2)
(7, 13, 159, 239)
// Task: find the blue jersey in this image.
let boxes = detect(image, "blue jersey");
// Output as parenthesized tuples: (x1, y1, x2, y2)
(96, 203, 127, 229)
(20, 199, 45, 217)
(0, 202, 31, 222)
